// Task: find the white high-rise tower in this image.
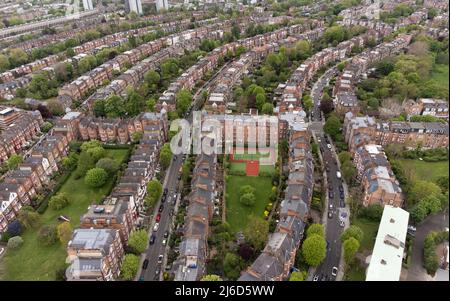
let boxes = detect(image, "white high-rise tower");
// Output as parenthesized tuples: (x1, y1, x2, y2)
(82, 0, 94, 10)
(156, 0, 169, 11)
(126, 0, 143, 14)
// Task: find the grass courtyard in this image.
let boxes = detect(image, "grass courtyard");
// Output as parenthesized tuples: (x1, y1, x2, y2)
(225, 174, 274, 233)
(352, 218, 379, 252)
(0, 149, 129, 280)
(431, 64, 449, 89)
(397, 159, 448, 182)
(229, 162, 276, 174)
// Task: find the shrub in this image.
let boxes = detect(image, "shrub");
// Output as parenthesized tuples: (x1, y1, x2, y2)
(240, 193, 256, 207)
(7, 220, 22, 237)
(7, 236, 24, 249)
(96, 158, 119, 175)
(38, 225, 58, 246)
(48, 193, 70, 210)
(84, 167, 108, 187)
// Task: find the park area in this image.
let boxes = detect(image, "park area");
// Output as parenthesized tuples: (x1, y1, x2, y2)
(0, 148, 129, 280)
(397, 159, 448, 182)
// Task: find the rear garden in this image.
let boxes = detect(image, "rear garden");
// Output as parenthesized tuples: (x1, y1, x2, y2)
(0, 144, 130, 280)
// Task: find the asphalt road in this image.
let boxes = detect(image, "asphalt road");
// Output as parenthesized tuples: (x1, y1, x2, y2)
(407, 211, 448, 281)
(140, 155, 184, 281)
(310, 66, 346, 281)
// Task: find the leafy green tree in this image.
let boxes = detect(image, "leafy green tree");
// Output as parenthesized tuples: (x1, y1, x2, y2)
(41, 121, 53, 133)
(341, 161, 356, 184)
(261, 103, 274, 115)
(126, 89, 145, 116)
(8, 48, 28, 66)
(240, 185, 255, 195)
(341, 225, 364, 243)
(105, 95, 125, 118)
(131, 131, 143, 143)
(302, 234, 326, 266)
(303, 95, 313, 112)
(223, 252, 243, 280)
(243, 216, 269, 251)
(342, 236, 360, 266)
(147, 179, 162, 203)
(84, 168, 108, 188)
(338, 152, 352, 164)
(57, 222, 73, 244)
(410, 180, 442, 205)
(96, 158, 119, 175)
(146, 98, 156, 111)
(17, 207, 40, 229)
(324, 26, 347, 44)
(201, 274, 223, 281)
(93, 100, 106, 117)
(324, 115, 341, 140)
(121, 254, 140, 280)
(159, 143, 172, 170)
(7, 154, 23, 170)
(48, 193, 70, 210)
(289, 271, 306, 281)
(240, 193, 256, 207)
(38, 225, 58, 246)
(86, 147, 106, 162)
(176, 89, 192, 116)
(128, 230, 149, 254)
(80, 140, 102, 152)
(0, 54, 10, 72)
(307, 224, 325, 238)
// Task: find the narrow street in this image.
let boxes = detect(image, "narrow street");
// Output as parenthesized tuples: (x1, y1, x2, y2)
(308, 66, 349, 281)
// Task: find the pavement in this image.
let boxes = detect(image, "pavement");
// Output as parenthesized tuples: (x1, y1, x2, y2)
(406, 211, 448, 281)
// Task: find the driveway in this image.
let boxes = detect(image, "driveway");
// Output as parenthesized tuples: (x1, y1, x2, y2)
(406, 211, 448, 281)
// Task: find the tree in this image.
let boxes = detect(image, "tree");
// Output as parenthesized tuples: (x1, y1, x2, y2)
(47, 99, 65, 116)
(7, 154, 23, 170)
(0, 54, 10, 72)
(240, 193, 256, 207)
(49, 193, 70, 210)
(410, 181, 442, 205)
(96, 158, 119, 175)
(341, 161, 356, 184)
(261, 102, 274, 115)
(159, 143, 172, 170)
(301, 234, 326, 266)
(338, 152, 352, 164)
(8, 48, 28, 66)
(84, 168, 108, 188)
(93, 100, 106, 117)
(240, 185, 256, 195)
(17, 207, 40, 229)
(147, 179, 162, 203)
(223, 252, 243, 280)
(38, 225, 58, 246)
(146, 98, 156, 111)
(243, 216, 269, 250)
(104, 94, 125, 118)
(324, 115, 341, 140)
(341, 225, 364, 243)
(320, 98, 334, 115)
(201, 274, 223, 281)
(80, 140, 102, 152)
(343, 237, 360, 264)
(128, 230, 149, 254)
(289, 271, 306, 281)
(324, 26, 347, 44)
(176, 89, 192, 116)
(131, 131, 143, 143)
(121, 254, 139, 280)
(307, 224, 325, 238)
(86, 146, 105, 162)
(57, 222, 73, 244)
(303, 95, 313, 112)
(7, 220, 22, 237)
(126, 90, 145, 116)
(41, 121, 53, 133)
(7, 236, 24, 250)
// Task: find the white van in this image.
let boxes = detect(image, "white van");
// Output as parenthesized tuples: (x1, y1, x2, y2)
(336, 171, 341, 179)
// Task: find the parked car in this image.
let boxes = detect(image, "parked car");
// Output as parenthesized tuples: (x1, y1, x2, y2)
(139, 276, 145, 281)
(153, 223, 160, 232)
(157, 254, 163, 264)
(327, 144, 332, 150)
(142, 259, 149, 270)
(328, 191, 334, 199)
(331, 267, 338, 277)
(328, 211, 333, 219)
(340, 191, 344, 199)
(149, 235, 156, 245)
(336, 171, 341, 179)
(159, 204, 164, 213)
(313, 275, 319, 281)
(155, 267, 160, 276)
(408, 225, 417, 232)
(156, 213, 161, 222)
(339, 220, 345, 228)
(339, 185, 344, 193)
(162, 239, 167, 245)
(164, 231, 169, 239)
(326, 166, 330, 172)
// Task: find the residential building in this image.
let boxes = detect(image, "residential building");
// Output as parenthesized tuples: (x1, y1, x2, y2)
(366, 205, 409, 281)
(66, 229, 124, 281)
(125, 0, 143, 14)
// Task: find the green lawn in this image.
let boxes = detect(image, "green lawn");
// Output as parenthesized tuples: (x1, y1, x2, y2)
(226, 175, 274, 232)
(1, 149, 129, 280)
(353, 218, 379, 252)
(397, 159, 449, 182)
(229, 162, 276, 174)
(431, 64, 449, 88)
(232, 151, 271, 161)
